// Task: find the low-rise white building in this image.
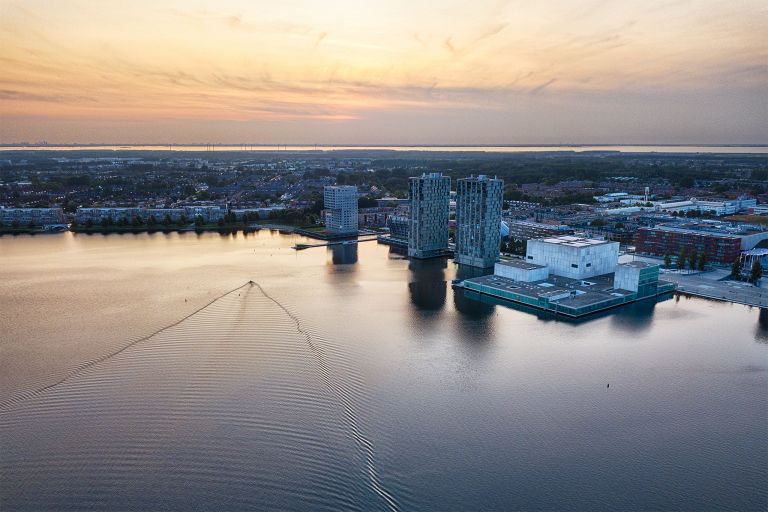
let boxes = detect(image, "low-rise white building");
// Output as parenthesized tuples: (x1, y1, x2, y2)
(75, 205, 226, 224)
(526, 235, 619, 280)
(494, 259, 550, 282)
(0, 207, 65, 226)
(654, 197, 756, 216)
(614, 261, 661, 297)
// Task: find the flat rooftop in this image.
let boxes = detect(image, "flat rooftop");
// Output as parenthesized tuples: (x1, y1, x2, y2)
(618, 260, 658, 269)
(496, 259, 547, 270)
(642, 222, 768, 237)
(536, 235, 612, 248)
(465, 272, 635, 309)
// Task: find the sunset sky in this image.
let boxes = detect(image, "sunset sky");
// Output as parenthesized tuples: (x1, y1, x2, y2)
(1, 0, 766, 144)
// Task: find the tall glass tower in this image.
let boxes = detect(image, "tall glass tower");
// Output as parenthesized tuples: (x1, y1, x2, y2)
(455, 175, 504, 268)
(408, 173, 450, 259)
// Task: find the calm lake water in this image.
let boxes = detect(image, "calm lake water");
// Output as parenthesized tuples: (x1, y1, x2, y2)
(1, 231, 766, 511)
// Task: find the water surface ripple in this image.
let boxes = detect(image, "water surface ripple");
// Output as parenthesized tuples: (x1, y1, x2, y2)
(1, 281, 403, 511)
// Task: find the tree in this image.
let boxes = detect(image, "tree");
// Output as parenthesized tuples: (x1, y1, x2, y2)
(688, 248, 698, 270)
(163, 214, 172, 226)
(697, 252, 707, 272)
(663, 253, 672, 268)
(750, 261, 763, 284)
(194, 215, 204, 227)
(731, 257, 743, 279)
(677, 248, 687, 271)
(358, 196, 378, 208)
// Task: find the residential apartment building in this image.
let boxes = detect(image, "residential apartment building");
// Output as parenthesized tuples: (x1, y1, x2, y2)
(408, 173, 450, 259)
(75, 205, 225, 224)
(387, 215, 409, 241)
(324, 186, 358, 234)
(454, 175, 504, 268)
(634, 222, 768, 263)
(0, 207, 65, 226)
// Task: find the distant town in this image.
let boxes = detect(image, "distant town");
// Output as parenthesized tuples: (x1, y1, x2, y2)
(1, 149, 766, 312)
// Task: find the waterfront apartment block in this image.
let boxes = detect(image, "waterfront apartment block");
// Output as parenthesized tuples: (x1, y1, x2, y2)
(230, 206, 286, 221)
(0, 207, 65, 226)
(183, 205, 227, 223)
(526, 235, 620, 280)
(634, 223, 768, 263)
(408, 173, 450, 259)
(387, 215, 409, 241)
(455, 175, 504, 268)
(323, 186, 358, 234)
(75, 206, 226, 224)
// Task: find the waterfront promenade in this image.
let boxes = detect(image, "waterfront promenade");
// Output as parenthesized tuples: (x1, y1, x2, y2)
(663, 271, 767, 308)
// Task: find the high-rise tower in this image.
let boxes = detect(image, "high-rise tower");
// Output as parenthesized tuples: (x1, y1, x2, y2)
(408, 173, 450, 259)
(455, 175, 504, 268)
(323, 186, 358, 234)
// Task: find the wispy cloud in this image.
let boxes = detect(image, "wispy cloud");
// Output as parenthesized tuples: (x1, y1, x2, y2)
(0, 0, 765, 142)
(529, 79, 557, 95)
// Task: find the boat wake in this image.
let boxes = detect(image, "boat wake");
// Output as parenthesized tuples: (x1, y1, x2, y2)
(1, 281, 402, 511)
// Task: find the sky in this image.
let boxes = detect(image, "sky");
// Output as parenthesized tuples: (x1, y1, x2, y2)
(0, 0, 766, 144)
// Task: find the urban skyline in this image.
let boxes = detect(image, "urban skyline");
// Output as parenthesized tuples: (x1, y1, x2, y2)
(2, 1, 766, 510)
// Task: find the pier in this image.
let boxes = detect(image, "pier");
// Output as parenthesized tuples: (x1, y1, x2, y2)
(293, 236, 380, 250)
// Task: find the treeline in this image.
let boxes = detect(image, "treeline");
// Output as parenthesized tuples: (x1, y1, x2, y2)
(334, 154, 767, 202)
(266, 208, 317, 226)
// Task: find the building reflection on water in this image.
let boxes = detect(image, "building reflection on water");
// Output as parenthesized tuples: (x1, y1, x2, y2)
(327, 243, 358, 265)
(453, 264, 496, 319)
(386, 244, 408, 259)
(408, 257, 447, 311)
(454, 264, 493, 281)
(757, 308, 768, 342)
(608, 297, 659, 333)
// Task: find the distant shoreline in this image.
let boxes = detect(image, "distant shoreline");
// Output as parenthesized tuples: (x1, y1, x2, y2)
(1, 144, 767, 154)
